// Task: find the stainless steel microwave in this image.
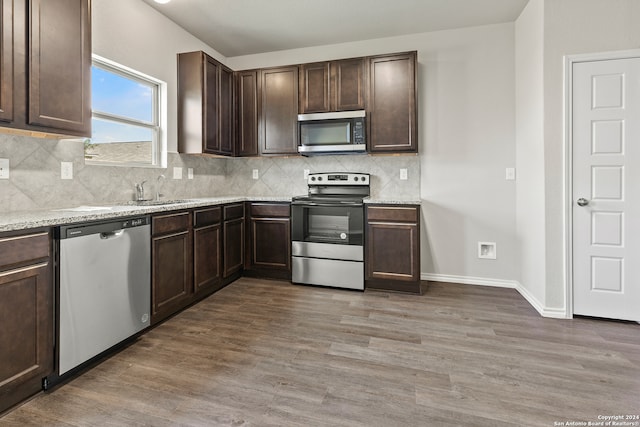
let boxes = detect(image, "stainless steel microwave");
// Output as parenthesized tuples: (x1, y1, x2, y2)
(297, 110, 366, 155)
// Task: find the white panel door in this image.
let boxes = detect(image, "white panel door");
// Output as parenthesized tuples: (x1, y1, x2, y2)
(573, 58, 640, 321)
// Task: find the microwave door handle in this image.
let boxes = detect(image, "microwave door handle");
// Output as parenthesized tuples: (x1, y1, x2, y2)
(346, 122, 351, 142)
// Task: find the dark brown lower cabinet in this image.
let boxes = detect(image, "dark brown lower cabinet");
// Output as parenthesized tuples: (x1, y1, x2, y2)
(193, 207, 222, 298)
(365, 205, 421, 293)
(245, 202, 291, 280)
(151, 212, 193, 325)
(0, 229, 53, 414)
(223, 203, 244, 279)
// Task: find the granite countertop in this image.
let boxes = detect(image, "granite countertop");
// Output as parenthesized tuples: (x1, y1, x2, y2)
(0, 195, 421, 233)
(0, 196, 292, 233)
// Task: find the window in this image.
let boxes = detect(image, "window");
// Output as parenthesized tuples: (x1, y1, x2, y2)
(87, 55, 166, 167)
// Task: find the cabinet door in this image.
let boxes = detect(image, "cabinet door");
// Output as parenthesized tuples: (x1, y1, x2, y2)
(0, 0, 13, 123)
(236, 70, 258, 156)
(366, 221, 419, 282)
(194, 224, 221, 296)
(28, 0, 91, 136)
(299, 62, 330, 114)
(0, 262, 53, 413)
(368, 52, 417, 152)
(223, 217, 244, 278)
(250, 217, 291, 270)
(203, 55, 220, 154)
(258, 66, 299, 155)
(152, 231, 192, 324)
(219, 65, 234, 155)
(332, 58, 365, 111)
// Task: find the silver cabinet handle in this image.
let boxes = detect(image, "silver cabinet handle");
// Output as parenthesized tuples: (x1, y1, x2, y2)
(577, 198, 589, 207)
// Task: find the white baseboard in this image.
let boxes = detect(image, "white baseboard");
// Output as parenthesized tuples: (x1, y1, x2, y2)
(421, 273, 517, 289)
(421, 273, 568, 319)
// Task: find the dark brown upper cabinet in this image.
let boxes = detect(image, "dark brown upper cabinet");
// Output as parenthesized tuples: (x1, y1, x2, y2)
(0, 0, 14, 123)
(299, 58, 366, 114)
(0, 0, 91, 137)
(236, 70, 259, 156)
(299, 62, 330, 113)
(367, 51, 417, 153)
(258, 66, 299, 155)
(178, 51, 234, 156)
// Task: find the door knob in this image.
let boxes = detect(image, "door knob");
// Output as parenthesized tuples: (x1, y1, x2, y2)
(577, 198, 589, 207)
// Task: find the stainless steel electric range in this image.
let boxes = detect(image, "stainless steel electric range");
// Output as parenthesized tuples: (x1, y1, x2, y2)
(291, 172, 370, 290)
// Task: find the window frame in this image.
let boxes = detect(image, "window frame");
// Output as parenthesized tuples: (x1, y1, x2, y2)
(88, 55, 167, 168)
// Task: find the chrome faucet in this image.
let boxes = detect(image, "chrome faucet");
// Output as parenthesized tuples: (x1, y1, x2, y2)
(134, 181, 147, 201)
(155, 174, 166, 201)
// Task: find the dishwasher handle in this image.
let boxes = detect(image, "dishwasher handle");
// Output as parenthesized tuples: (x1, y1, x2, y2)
(100, 230, 125, 240)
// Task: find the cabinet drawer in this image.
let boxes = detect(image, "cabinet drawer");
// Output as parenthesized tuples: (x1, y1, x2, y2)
(367, 205, 419, 223)
(224, 203, 244, 221)
(250, 203, 290, 218)
(0, 231, 50, 268)
(153, 212, 190, 235)
(194, 207, 221, 228)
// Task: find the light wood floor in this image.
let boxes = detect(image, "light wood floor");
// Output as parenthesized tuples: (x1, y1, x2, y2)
(2, 278, 639, 426)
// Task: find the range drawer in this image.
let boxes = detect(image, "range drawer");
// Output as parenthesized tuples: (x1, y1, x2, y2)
(152, 212, 190, 235)
(0, 230, 50, 269)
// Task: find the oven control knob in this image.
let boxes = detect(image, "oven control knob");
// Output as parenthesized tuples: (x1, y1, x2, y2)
(310, 176, 316, 181)
(340, 233, 347, 240)
(353, 177, 358, 181)
(318, 177, 323, 181)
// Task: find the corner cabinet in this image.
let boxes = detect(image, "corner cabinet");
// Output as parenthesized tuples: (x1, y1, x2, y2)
(0, 0, 91, 137)
(178, 51, 234, 156)
(365, 204, 421, 293)
(258, 66, 299, 155)
(223, 203, 245, 279)
(236, 70, 259, 156)
(0, 229, 53, 413)
(367, 52, 417, 153)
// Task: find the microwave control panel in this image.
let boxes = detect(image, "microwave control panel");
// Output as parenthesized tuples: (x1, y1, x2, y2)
(353, 118, 365, 145)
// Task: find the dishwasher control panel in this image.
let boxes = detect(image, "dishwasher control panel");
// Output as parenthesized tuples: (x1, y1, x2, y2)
(58, 216, 151, 239)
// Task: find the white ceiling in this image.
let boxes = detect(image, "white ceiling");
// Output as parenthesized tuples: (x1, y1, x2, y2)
(143, 0, 530, 57)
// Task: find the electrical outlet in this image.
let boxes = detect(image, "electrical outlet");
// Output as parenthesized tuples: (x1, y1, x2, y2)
(61, 162, 73, 180)
(505, 167, 516, 181)
(0, 158, 9, 179)
(252, 169, 259, 180)
(304, 169, 310, 180)
(187, 168, 194, 180)
(400, 168, 408, 180)
(173, 167, 182, 179)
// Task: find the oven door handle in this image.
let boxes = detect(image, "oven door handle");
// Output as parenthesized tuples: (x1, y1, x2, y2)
(291, 201, 363, 207)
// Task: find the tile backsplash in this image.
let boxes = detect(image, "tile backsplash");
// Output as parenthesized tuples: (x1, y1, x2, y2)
(0, 134, 420, 212)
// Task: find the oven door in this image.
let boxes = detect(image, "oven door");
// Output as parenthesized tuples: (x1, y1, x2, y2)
(291, 202, 363, 246)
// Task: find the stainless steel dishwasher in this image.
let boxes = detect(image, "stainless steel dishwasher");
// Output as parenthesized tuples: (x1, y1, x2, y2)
(58, 216, 151, 375)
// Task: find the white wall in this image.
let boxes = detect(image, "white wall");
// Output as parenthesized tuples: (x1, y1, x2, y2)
(92, 0, 226, 154)
(541, 0, 640, 310)
(515, 0, 546, 309)
(230, 24, 518, 284)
